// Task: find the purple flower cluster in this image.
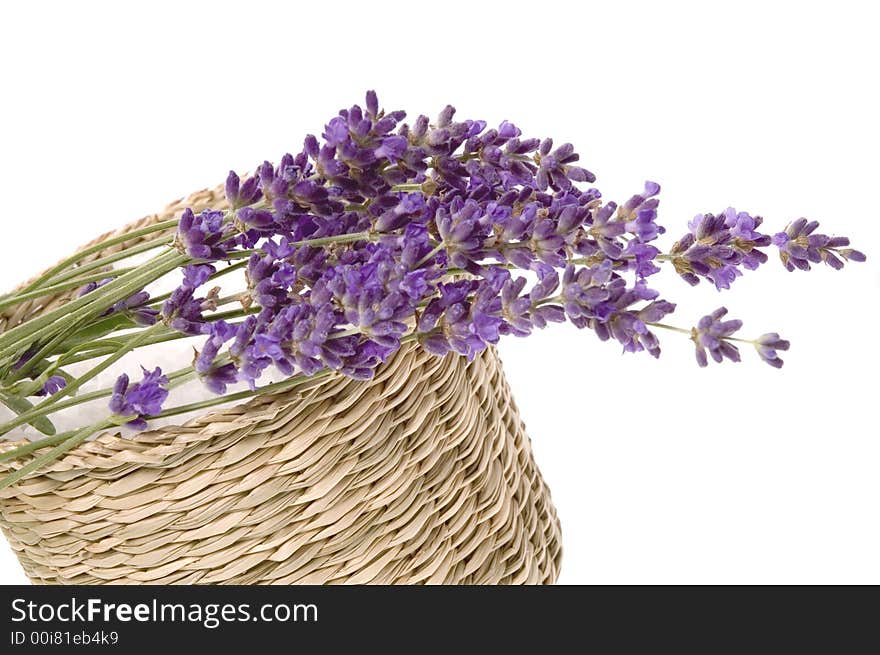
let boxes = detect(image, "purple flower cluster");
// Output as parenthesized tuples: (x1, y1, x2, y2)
(691, 307, 744, 366)
(560, 263, 675, 358)
(36, 375, 66, 397)
(109, 367, 169, 430)
(772, 218, 866, 271)
(160, 264, 220, 335)
(106, 92, 865, 425)
(175, 209, 231, 261)
(754, 333, 790, 369)
(669, 208, 865, 289)
(690, 308, 792, 368)
(670, 209, 771, 289)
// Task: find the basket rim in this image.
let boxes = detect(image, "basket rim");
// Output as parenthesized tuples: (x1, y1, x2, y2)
(0, 340, 456, 477)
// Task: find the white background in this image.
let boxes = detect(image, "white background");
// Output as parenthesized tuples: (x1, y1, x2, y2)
(1, 0, 878, 584)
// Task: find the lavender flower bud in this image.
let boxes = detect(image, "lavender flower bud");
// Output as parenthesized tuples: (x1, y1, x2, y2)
(670, 209, 771, 290)
(754, 332, 790, 368)
(536, 140, 595, 191)
(692, 307, 742, 367)
(36, 375, 67, 397)
(175, 208, 230, 261)
(772, 218, 867, 272)
(108, 367, 169, 430)
(224, 170, 262, 209)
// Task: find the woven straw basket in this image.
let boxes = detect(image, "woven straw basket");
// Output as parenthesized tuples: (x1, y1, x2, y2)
(0, 186, 562, 584)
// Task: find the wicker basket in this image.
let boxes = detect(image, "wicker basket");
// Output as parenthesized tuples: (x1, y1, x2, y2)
(0, 186, 562, 584)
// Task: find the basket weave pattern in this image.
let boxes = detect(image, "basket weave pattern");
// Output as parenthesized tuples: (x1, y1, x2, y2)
(0, 187, 562, 584)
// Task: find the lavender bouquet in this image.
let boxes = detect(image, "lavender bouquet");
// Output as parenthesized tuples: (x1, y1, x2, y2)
(0, 91, 865, 488)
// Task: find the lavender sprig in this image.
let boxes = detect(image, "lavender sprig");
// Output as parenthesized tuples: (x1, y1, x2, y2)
(153, 91, 863, 409)
(772, 218, 866, 271)
(0, 91, 867, 457)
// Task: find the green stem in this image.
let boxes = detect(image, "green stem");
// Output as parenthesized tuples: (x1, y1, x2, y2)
(0, 365, 201, 474)
(37, 301, 255, 372)
(416, 242, 446, 268)
(53, 323, 164, 402)
(0, 418, 114, 489)
(646, 322, 693, 336)
(0, 392, 56, 436)
(5, 323, 82, 384)
(0, 267, 135, 313)
(148, 226, 390, 305)
(226, 230, 377, 260)
(61, 331, 179, 366)
(43, 236, 172, 288)
(59, 311, 255, 367)
(13, 218, 179, 297)
(532, 295, 563, 308)
(148, 369, 334, 421)
(0, 429, 76, 464)
(0, 249, 186, 368)
(3, 328, 420, 440)
(0, 368, 195, 447)
(727, 336, 758, 345)
(5, 228, 393, 366)
(649, 322, 770, 346)
(0, 323, 165, 438)
(0, 329, 424, 478)
(2, 226, 391, 373)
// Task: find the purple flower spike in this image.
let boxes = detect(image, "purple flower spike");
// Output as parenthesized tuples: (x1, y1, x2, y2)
(108, 367, 169, 430)
(754, 332, 790, 368)
(224, 170, 262, 209)
(773, 218, 867, 272)
(619, 181, 664, 242)
(175, 208, 230, 261)
(36, 375, 67, 397)
(202, 362, 238, 395)
(536, 139, 595, 191)
(670, 209, 771, 289)
(195, 320, 238, 393)
(692, 307, 743, 367)
(182, 263, 216, 290)
(436, 199, 488, 268)
(161, 278, 219, 336)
